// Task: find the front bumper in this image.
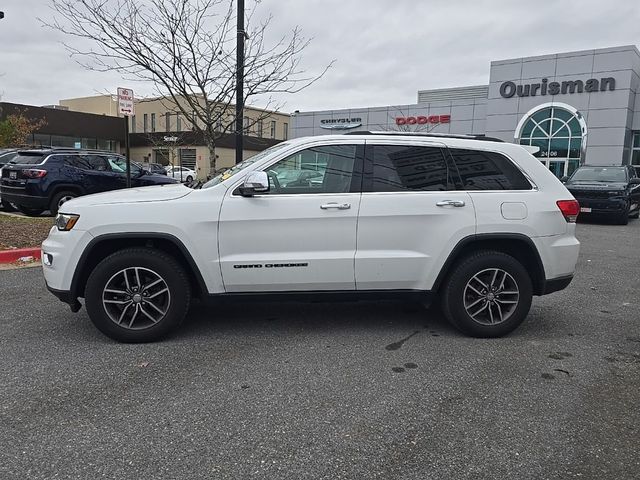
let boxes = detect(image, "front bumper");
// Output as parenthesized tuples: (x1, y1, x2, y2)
(46, 284, 82, 312)
(573, 196, 628, 215)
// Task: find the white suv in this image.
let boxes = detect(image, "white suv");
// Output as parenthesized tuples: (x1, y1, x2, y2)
(42, 133, 580, 342)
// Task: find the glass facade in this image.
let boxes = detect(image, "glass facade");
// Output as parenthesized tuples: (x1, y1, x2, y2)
(27, 133, 117, 151)
(519, 106, 584, 178)
(632, 132, 640, 166)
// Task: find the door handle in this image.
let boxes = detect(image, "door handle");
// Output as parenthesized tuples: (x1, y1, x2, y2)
(320, 203, 351, 210)
(436, 200, 466, 207)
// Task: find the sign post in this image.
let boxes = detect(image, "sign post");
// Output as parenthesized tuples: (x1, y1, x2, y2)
(117, 88, 135, 187)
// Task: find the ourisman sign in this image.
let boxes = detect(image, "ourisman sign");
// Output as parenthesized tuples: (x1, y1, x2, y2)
(499, 77, 615, 98)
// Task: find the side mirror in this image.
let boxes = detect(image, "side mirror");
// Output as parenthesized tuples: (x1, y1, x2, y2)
(239, 171, 269, 196)
(629, 178, 640, 185)
(561, 176, 569, 183)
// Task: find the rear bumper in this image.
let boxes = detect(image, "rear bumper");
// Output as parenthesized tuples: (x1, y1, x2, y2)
(540, 275, 573, 295)
(0, 191, 48, 209)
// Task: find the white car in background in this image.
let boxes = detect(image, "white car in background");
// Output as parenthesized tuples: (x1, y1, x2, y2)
(165, 165, 196, 183)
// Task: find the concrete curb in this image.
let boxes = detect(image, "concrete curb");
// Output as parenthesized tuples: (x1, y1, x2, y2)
(0, 247, 42, 264)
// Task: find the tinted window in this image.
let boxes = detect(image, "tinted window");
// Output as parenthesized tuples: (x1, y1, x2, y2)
(371, 145, 452, 192)
(449, 149, 532, 190)
(264, 145, 356, 194)
(64, 155, 108, 171)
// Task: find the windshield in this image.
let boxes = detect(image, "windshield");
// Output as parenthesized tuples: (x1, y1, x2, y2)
(570, 167, 627, 183)
(201, 142, 291, 189)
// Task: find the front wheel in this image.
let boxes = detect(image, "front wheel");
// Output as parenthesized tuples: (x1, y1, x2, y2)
(85, 248, 191, 342)
(185, 175, 193, 183)
(441, 250, 533, 338)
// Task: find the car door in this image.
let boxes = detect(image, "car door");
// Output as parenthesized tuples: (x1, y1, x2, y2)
(355, 140, 475, 291)
(105, 155, 134, 189)
(218, 142, 364, 292)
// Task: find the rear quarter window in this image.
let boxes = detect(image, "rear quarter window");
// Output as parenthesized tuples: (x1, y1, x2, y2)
(449, 148, 532, 190)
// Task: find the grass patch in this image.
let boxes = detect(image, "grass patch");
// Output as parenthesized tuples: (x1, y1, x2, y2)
(0, 214, 54, 249)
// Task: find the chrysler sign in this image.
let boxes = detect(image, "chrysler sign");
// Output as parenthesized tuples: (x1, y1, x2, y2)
(320, 117, 362, 130)
(500, 77, 615, 98)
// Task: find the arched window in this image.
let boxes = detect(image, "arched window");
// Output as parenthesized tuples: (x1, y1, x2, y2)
(516, 104, 586, 178)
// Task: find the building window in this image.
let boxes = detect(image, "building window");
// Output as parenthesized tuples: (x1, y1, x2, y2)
(243, 116, 250, 134)
(215, 117, 223, 133)
(257, 119, 263, 137)
(283, 122, 289, 140)
(131, 115, 136, 134)
(192, 111, 197, 129)
(270, 120, 276, 139)
(151, 113, 156, 133)
(176, 114, 182, 132)
(517, 104, 585, 178)
(632, 132, 640, 166)
(143, 114, 148, 133)
(165, 112, 171, 132)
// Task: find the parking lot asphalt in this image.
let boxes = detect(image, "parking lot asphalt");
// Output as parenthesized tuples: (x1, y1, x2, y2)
(1, 220, 639, 480)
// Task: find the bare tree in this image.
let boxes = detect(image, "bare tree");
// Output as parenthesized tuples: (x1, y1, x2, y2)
(42, 0, 332, 171)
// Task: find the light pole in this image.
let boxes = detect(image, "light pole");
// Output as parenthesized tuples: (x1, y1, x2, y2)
(235, 0, 245, 165)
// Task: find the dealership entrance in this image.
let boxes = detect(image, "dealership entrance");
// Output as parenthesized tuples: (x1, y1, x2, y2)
(516, 103, 586, 178)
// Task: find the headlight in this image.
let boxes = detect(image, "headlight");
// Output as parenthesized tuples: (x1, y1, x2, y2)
(55, 213, 80, 231)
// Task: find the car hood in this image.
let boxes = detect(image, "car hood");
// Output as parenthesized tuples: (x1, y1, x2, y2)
(60, 184, 193, 210)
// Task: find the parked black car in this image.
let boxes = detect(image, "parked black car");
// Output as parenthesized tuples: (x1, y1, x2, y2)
(0, 149, 179, 216)
(562, 165, 640, 225)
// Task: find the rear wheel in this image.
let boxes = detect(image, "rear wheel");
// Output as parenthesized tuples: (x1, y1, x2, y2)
(85, 248, 191, 342)
(185, 175, 193, 183)
(50, 191, 77, 215)
(16, 205, 45, 216)
(441, 250, 533, 338)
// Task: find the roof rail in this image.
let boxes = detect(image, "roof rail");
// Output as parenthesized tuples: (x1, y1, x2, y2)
(342, 131, 505, 143)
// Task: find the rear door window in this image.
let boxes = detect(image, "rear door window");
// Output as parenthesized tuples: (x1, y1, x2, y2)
(370, 145, 454, 192)
(449, 148, 532, 190)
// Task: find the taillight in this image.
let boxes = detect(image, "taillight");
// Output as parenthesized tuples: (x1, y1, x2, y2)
(556, 200, 580, 223)
(22, 169, 47, 179)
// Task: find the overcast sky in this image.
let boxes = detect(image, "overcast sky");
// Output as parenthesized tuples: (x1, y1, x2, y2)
(1, 0, 639, 112)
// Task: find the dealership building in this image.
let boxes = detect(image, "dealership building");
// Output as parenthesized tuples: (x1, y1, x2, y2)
(291, 45, 640, 178)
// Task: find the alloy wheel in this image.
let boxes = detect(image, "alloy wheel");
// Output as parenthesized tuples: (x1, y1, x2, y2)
(463, 268, 520, 325)
(102, 267, 171, 330)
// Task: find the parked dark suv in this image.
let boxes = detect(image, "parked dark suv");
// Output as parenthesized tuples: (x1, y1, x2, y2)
(0, 149, 179, 216)
(562, 165, 640, 224)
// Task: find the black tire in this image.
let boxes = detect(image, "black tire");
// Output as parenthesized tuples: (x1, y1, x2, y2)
(185, 175, 193, 183)
(85, 248, 191, 343)
(16, 205, 45, 216)
(50, 191, 77, 215)
(1, 199, 16, 212)
(440, 250, 533, 338)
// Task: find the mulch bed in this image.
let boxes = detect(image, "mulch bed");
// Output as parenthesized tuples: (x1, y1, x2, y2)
(0, 214, 54, 250)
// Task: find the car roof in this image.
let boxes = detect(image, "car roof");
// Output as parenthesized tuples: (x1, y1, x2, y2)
(15, 148, 121, 155)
